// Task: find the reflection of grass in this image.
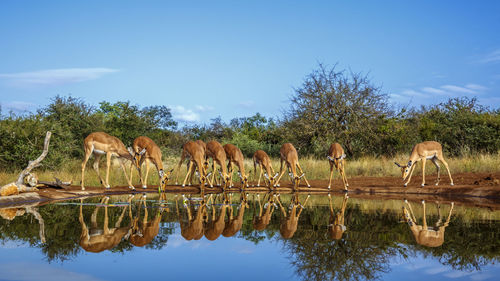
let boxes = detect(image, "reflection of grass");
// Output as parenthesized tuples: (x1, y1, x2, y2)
(1, 153, 499, 187)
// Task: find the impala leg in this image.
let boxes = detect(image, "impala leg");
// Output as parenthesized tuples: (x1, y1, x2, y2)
(341, 160, 349, 189)
(93, 154, 105, 187)
(297, 163, 311, 187)
(435, 203, 442, 227)
(431, 157, 441, 186)
(421, 200, 427, 230)
(421, 159, 427, 187)
(275, 159, 285, 187)
(275, 195, 287, 217)
(404, 162, 417, 187)
(129, 162, 135, 186)
(257, 164, 263, 187)
(119, 159, 134, 189)
(81, 150, 92, 190)
(229, 162, 234, 187)
(439, 156, 454, 186)
(327, 161, 334, 189)
(182, 161, 194, 187)
(103, 198, 110, 235)
(444, 202, 454, 227)
(115, 201, 129, 228)
(143, 159, 150, 188)
(210, 161, 217, 187)
(405, 200, 417, 222)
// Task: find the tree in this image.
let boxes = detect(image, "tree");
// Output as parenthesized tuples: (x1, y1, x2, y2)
(282, 63, 391, 157)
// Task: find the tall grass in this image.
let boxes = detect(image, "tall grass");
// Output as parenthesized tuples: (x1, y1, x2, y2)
(1, 153, 499, 187)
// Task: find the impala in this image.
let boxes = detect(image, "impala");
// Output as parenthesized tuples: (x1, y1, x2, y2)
(327, 143, 349, 190)
(275, 143, 311, 189)
(403, 200, 454, 247)
(175, 141, 209, 189)
(204, 193, 230, 241)
(224, 143, 249, 188)
(253, 150, 278, 189)
(130, 194, 163, 247)
(176, 194, 207, 241)
(206, 140, 231, 188)
(79, 196, 133, 253)
(131, 136, 173, 192)
(328, 193, 348, 240)
(253, 193, 277, 231)
(395, 141, 454, 187)
(81, 132, 137, 190)
(276, 193, 310, 239)
(222, 193, 248, 238)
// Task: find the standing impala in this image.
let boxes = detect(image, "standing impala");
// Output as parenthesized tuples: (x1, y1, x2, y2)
(175, 141, 208, 189)
(224, 143, 249, 188)
(395, 141, 454, 187)
(81, 132, 137, 190)
(252, 150, 278, 189)
(206, 140, 231, 188)
(327, 143, 349, 190)
(131, 136, 173, 192)
(275, 143, 311, 190)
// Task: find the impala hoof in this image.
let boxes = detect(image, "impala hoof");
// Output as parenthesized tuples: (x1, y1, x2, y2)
(403, 183, 407, 187)
(421, 184, 425, 187)
(327, 186, 331, 189)
(450, 183, 454, 186)
(181, 184, 185, 187)
(142, 185, 147, 189)
(81, 187, 85, 191)
(421, 200, 425, 204)
(307, 185, 311, 188)
(346, 184, 349, 187)
(129, 186, 135, 190)
(451, 202, 454, 206)
(404, 199, 408, 203)
(105, 186, 111, 189)
(435, 183, 439, 186)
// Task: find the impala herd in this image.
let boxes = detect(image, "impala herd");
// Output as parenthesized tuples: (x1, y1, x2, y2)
(81, 132, 455, 191)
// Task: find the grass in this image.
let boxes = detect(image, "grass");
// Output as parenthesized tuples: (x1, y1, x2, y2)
(1, 153, 499, 187)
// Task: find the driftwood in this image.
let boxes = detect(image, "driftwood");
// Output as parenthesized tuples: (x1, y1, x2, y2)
(0, 131, 52, 196)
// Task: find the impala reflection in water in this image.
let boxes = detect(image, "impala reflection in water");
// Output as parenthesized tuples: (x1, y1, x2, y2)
(0, 193, 498, 281)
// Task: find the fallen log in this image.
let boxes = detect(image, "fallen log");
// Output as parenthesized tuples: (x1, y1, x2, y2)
(0, 131, 52, 196)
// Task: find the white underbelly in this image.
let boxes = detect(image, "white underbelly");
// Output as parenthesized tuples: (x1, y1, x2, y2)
(93, 149, 106, 155)
(426, 154, 436, 160)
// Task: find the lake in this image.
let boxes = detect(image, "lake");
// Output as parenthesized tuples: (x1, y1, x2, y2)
(0, 192, 498, 281)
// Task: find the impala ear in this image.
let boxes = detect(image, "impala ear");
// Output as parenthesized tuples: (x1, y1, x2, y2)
(299, 173, 305, 178)
(264, 173, 269, 179)
(127, 147, 135, 156)
(169, 168, 174, 174)
(407, 161, 413, 167)
(394, 162, 401, 167)
(327, 156, 332, 161)
(273, 172, 279, 179)
(139, 148, 147, 155)
(341, 154, 346, 159)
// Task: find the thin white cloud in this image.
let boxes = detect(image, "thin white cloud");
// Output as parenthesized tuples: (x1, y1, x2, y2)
(0, 263, 105, 281)
(421, 87, 446, 95)
(400, 89, 428, 98)
(0, 68, 119, 87)
(169, 105, 200, 123)
(440, 85, 476, 94)
(478, 49, 500, 64)
(465, 83, 488, 91)
(194, 105, 214, 112)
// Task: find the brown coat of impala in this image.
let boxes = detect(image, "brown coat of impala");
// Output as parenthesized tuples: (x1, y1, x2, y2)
(206, 140, 230, 188)
(277, 193, 309, 239)
(130, 195, 162, 247)
(395, 141, 454, 187)
(177, 196, 207, 241)
(253, 150, 278, 189)
(253, 193, 277, 231)
(175, 141, 208, 189)
(403, 200, 454, 247)
(224, 143, 248, 188)
(222, 194, 248, 237)
(204, 195, 229, 241)
(327, 143, 349, 190)
(81, 132, 137, 190)
(132, 136, 173, 191)
(328, 193, 348, 240)
(79, 197, 132, 253)
(275, 143, 311, 190)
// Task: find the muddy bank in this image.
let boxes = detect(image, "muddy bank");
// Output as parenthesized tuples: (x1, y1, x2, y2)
(0, 172, 499, 209)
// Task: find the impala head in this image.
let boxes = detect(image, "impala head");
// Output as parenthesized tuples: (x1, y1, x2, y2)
(293, 173, 306, 188)
(328, 224, 347, 240)
(128, 147, 147, 170)
(159, 169, 174, 190)
(394, 161, 412, 180)
(264, 172, 279, 187)
(327, 154, 345, 169)
(237, 172, 248, 187)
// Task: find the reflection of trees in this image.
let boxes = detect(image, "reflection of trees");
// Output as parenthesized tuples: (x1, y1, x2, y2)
(281, 205, 406, 281)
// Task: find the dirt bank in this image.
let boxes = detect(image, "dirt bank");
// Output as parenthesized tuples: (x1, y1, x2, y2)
(1, 172, 499, 209)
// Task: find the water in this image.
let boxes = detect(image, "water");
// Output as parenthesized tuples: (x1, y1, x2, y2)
(0, 193, 498, 281)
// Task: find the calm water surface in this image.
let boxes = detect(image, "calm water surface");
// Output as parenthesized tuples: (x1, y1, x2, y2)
(0, 192, 498, 281)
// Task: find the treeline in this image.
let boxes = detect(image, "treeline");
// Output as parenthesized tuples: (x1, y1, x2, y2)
(1, 64, 499, 171)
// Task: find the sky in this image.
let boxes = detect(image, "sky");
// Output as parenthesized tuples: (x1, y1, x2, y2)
(0, 0, 499, 124)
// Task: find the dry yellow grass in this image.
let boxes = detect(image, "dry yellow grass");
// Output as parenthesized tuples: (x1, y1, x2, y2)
(1, 153, 499, 187)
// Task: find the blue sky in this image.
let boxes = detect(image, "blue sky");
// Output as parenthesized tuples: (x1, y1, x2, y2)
(0, 0, 499, 124)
